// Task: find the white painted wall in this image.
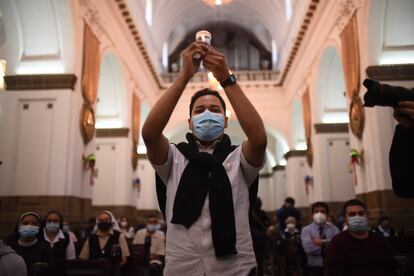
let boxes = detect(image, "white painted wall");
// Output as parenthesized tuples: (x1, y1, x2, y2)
(136, 159, 158, 210)
(314, 46, 348, 124)
(0, 89, 75, 196)
(258, 168, 287, 212)
(93, 137, 136, 207)
(285, 156, 309, 208)
(0, 0, 74, 74)
(311, 133, 355, 203)
(95, 53, 129, 129)
(368, 0, 414, 65)
(274, 169, 287, 210)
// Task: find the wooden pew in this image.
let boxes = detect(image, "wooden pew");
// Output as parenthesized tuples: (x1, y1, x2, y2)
(56, 259, 119, 276)
(124, 244, 146, 276)
(390, 236, 414, 275)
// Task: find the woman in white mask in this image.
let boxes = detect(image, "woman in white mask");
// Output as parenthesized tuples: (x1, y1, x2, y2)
(42, 211, 76, 260)
(7, 212, 55, 275)
(118, 215, 135, 239)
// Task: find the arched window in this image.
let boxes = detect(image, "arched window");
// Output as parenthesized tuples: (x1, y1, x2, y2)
(145, 0, 152, 26)
(95, 53, 128, 128)
(285, 0, 292, 21)
(315, 47, 348, 123)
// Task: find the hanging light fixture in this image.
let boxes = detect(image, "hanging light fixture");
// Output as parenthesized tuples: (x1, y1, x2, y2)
(203, 0, 233, 7)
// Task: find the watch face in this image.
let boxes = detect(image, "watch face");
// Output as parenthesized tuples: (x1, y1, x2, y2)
(230, 75, 236, 83)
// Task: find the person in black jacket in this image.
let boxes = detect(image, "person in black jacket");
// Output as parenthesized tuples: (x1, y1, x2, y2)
(372, 216, 397, 239)
(41, 211, 76, 260)
(7, 212, 55, 276)
(391, 100, 414, 198)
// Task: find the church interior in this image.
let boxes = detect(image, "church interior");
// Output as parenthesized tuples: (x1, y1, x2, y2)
(0, 0, 414, 275)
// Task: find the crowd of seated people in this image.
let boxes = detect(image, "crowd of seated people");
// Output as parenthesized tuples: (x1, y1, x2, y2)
(2, 199, 413, 276)
(3, 211, 166, 276)
(261, 198, 412, 276)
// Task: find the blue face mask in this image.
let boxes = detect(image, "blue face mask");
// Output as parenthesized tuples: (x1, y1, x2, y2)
(147, 224, 160, 232)
(191, 110, 225, 142)
(348, 216, 368, 233)
(45, 222, 60, 233)
(19, 225, 39, 238)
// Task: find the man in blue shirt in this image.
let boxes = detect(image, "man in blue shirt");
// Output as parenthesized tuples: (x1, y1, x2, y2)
(301, 201, 340, 276)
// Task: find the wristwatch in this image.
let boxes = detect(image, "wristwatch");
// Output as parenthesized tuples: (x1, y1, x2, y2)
(220, 74, 237, 88)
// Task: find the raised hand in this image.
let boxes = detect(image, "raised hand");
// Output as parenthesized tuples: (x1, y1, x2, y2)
(181, 42, 210, 81)
(394, 101, 414, 129)
(202, 48, 231, 83)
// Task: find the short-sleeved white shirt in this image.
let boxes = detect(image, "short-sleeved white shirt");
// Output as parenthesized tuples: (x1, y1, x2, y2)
(152, 143, 263, 276)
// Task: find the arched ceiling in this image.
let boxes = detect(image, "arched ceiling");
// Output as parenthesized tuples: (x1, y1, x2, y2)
(149, 0, 296, 55)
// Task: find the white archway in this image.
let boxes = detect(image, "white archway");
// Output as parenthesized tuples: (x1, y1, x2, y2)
(95, 53, 129, 128)
(367, 0, 414, 65)
(315, 46, 348, 124)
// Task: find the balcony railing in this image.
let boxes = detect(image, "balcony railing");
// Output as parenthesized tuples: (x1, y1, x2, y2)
(161, 70, 280, 84)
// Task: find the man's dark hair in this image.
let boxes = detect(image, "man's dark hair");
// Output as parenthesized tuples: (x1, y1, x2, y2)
(342, 199, 367, 215)
(285, 197, 295, 206)
(311, 201, 329, 214)
(146, 213, 158, 220)
(189, 88, 226, 116)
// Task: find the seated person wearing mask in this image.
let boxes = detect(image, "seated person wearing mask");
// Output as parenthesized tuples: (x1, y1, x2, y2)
(62, 219, 78, 244)
(327, 199, 394, 276)
(281, 216, 300, 240)
(133, 214, 165, 275)
(79, 211, 130, 266)
(373, 216, 397, 239)
(301, 202, 340, 276)
(119, 215, 136, 239)
(7, 212, 55, 275)
(279, 216, 303, 275)
(277, 197, 302, 231)
(41, 211, 76, 260)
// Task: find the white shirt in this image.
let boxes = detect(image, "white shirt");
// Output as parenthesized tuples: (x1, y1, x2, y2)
(153, 143, 263, 276)
(133, 229, 165, 256)
(43, 229, 76, 260)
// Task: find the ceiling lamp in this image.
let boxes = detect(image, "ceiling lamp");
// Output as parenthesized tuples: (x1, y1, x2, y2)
(203, 0, 233, 7)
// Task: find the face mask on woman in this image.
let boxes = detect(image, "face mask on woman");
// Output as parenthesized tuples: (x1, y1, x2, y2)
(192, 110, 224, 142)
(62, 225, 70, 233)
(97, 221, 112, 231)
(19, 225, 40, 238)
(348, 216, 368, 233)
(147, 224, 160, 233)
(286, 223, 296, 231)
(45, 222, 60, 233)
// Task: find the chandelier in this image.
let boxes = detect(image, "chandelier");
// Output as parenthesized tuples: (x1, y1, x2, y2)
(203, 0, 233, 7)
